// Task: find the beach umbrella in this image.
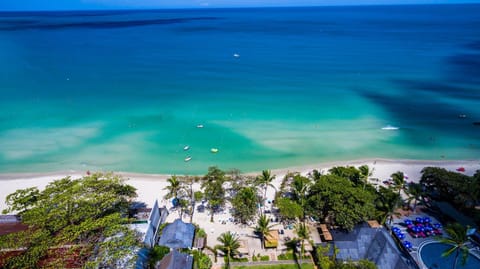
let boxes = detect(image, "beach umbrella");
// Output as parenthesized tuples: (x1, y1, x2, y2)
(416, 217, 422, 223)
(424, 217, 431, 223)
(405, 219, 412, 225)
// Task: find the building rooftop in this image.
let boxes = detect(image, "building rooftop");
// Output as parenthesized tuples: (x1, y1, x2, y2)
(332, 223, 415, 269)
(155, 250, 193, 269)
(158, 219, 195, 249)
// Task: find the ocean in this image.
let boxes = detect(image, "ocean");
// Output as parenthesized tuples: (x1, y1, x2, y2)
(0, 4, 479, 174)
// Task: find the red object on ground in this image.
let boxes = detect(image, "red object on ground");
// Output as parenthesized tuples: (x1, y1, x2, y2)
(456, 167, 465, 172)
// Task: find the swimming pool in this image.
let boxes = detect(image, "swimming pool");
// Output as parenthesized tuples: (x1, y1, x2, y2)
(419, 242, 480, 269)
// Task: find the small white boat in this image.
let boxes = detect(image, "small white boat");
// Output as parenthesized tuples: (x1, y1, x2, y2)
(381, 125, 399, 130)
(184, 156, 192, 162)
(210, 148, 219, 153)
(183, 145, 190, 151)
(196, 124, 204, 128)
(233, 53, 240, 58)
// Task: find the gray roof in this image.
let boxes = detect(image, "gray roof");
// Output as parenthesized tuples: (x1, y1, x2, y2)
(155, 250, 193, 269)
(159, 219, 195, 249)
(332, 223, 415, 269)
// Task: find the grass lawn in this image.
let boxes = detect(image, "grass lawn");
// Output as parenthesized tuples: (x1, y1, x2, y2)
(233, 264, 315, 269)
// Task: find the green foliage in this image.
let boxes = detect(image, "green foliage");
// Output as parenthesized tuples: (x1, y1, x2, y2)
(148, 245, 170, 268)
(255, 170, 276, 202)
(439, 223, 471, 269)
(276, 197, 303, 220)
(255, 214, 275, 248)
(0, 173, 139, 269)
(374, 186, 402, 225)
(421, 167, 480, 208)
(163, 175, 182, 200)
(329, 166, 361, 185)
(306, 174, 375, 231)
(259, 255, 269, 261)
(202, 166, 227, 222)
(315, 244, 376, 269)
(196, 227, 207, 238)
(216, 231, 241, 269)
(278, 251, 295, 260)
(192, 250, 212, 269)
(231, 187, 259, 224)
(194, 191, 204, 202)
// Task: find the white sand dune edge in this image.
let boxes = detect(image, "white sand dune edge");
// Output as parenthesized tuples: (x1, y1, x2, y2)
(1, 159, 479, 212)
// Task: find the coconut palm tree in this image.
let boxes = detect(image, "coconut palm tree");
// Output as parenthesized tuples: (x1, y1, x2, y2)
(216, 232, 240, 269)
(292, 175, 311, 221)
(440, 223, 471, 269)
(163, 175, 182, 202)
(405, 182, 423, 213)
(255, 214, 275, 249)
(376, 186, 402, 225)
(391, 171, 405, 195)
(359, 165, 374, 190)
(295, 222, 310, 267)
(255, 170, 276, 207)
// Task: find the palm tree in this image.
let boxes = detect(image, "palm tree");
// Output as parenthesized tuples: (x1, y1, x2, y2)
(295, 222, 310, 267)
(292, 175, 310, 221)
(359, 165, 374, 190)
(163, 175, 182, 202)
(440, 223, 471, 269)
(216, 232, 240, 269)
(391, 171, 405, 195)
(376, 186, 402, 225)
(255, 170, 276, 208)
(255, 214, 275, 249)
(405, 182, 423, 213)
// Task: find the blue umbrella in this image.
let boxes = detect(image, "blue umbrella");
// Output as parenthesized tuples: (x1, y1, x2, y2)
(405, 219, 412, 225)
(424, 217, 431, 223)
(416, 217, 422, 223)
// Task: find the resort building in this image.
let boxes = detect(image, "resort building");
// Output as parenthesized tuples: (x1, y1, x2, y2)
(158, 218, 195, 249)
(154, 249, 193, 269)
(331, 222, 415, 269)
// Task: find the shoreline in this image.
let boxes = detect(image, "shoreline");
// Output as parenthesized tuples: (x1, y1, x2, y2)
(1, 158, 479, 180)
(1, 158, 479, 212)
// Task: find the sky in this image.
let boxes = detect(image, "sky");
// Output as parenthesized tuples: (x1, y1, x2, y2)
(0, 0, 479, 11)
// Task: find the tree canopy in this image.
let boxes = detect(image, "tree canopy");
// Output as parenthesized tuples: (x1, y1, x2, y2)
(201, 166, 226, 222)
(0, 173, 139, 269)
(421, 167, 480, 208)
(230, 187, 259, 224)
(306, 174, 375, 231)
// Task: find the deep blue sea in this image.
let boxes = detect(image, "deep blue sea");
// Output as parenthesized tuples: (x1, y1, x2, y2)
(0, 5, 479, 174)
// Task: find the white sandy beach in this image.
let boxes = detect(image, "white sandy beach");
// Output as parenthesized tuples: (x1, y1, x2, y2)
(1, 159, 479, 212)
(1, 159, 479, 261)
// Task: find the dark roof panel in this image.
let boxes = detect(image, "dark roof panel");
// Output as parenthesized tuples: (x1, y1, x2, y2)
(158, 219, 195, 249)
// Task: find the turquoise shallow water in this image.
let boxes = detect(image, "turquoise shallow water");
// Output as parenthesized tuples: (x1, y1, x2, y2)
(0, 5, 479, 174)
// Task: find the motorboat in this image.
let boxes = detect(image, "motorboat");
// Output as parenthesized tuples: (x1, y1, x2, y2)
(184, 156, 192, 162)
(210, 148, 218, 153)
(233, 53, 240, 58)
(196, 124, 204, 128)
(184, 145, 190, 151)
(381, 125, 399, 130)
